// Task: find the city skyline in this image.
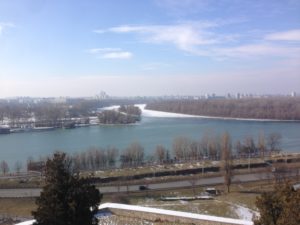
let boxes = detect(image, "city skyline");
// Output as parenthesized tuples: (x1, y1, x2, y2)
(0, 0, 300, 97)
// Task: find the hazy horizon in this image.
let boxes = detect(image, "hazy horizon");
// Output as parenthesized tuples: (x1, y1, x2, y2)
(0, 0, 299, 97)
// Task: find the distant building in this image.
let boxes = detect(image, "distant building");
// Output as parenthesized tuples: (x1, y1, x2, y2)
(291, 91, 296, 97)
(98, 91, 109, 100)
(50, 97, 67, 104)
(27, 161, 45, 173)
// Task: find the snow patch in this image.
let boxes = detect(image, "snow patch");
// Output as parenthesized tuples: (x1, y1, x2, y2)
(232, 204, 258, 221)
(136, 104, 200, 118)
(99, 202, 253, 225)
(14, 220, 35, 225)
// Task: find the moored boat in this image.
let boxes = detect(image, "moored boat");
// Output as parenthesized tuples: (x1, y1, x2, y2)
(0, 125, 11, 134)
(33, 127, 55, 131)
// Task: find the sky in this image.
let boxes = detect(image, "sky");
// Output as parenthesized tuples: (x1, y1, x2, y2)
(0, 0, 299, 97)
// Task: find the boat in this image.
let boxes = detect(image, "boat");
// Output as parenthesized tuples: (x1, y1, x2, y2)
(33, 127, 55, 131)
(63, 121, 76, 129)
(10, 125, 34, 133)
(0, 125, 11, 134)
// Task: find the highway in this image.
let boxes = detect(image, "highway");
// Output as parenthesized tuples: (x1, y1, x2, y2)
(0, 172, 276, 197)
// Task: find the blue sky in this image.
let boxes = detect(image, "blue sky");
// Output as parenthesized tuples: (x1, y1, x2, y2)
(0, 0, 299, 97)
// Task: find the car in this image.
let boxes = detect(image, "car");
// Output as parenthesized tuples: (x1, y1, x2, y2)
(139, 185, 149, 191)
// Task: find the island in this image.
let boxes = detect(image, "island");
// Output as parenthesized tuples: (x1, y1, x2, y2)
(98, 105, 141, 124)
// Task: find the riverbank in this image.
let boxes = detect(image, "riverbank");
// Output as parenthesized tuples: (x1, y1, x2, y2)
(1, 115, 300, 171)
(140, 104, 300, 122)
(2, 103, 299, 136)
(145, 98, 300, 122)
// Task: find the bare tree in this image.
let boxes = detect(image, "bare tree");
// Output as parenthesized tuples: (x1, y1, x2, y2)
(0, 160, 9, 175)
(27, 156, 34, 172)
(71, 153, 81, 172)
(106, 147, 119, 168)
(267, 132, 282, 153)
(243, 136, 256, 155)
(190, 141, 200, 161)
(208, 136, 219, 160)
(221, 132, 233, 193)
(257, 132, 266, 159)
(155, 145, 167, 164)
(121, 142, 144, 167)
(87, 148, 96, 170)
(172, 136, 190, 162)
(165, 150, 171, 163)
(235, 140, 242, 158)
(14, 161, 22, 174)
(200, 133, 210, 159)
(129, 142, 144, 166)
(80, 152, 87, 170)
(100, 149, 109, 169)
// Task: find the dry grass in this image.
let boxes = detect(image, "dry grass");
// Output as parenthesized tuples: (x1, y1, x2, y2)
(98, 214, 196, 225)
(0, 177, 43, 189)
(0, 198, 36, 217)
(102, 182, 262, 219)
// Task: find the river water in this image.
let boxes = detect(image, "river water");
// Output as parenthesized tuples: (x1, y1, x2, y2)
(0, 114, 300, 168)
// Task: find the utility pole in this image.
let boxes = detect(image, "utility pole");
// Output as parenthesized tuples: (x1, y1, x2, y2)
(248, 151, 251, 171)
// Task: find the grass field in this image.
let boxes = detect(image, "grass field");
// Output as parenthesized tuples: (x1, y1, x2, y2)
(0, 198, 36, 217)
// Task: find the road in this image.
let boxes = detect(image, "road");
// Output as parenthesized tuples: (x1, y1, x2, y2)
(99, 172, 273, 193)
(0, 172, 276, 197)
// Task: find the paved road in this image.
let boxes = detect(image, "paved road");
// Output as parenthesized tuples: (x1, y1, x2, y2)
(0, 188, 42, 198)
(0, 172, 276, 197)
(99, 172, 273, 193)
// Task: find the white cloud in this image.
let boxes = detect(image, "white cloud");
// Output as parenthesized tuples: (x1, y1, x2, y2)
(95, 23, 300, 60)
(213, 44, 300, 58)
(265, 29, 300, 41)
(0, 22, 14, 35)
(95, 22, 219, 54)
(87, 48, 132, 59)
(101, 51, 132, 59)
(87, 48, 122, 54)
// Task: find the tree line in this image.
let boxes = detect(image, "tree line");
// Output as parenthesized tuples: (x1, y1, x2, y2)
(146, 97, 300, 120)
(0, 99, 145, 127)
(171, 132, 281, 162)
(5, 131, 281, 175)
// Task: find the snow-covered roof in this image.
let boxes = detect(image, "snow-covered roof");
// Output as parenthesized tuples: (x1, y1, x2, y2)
(14, 220, 35, 225)
(99, 203, 254, 225)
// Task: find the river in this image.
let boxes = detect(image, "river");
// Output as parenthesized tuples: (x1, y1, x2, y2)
(0, 108, 300, 168)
